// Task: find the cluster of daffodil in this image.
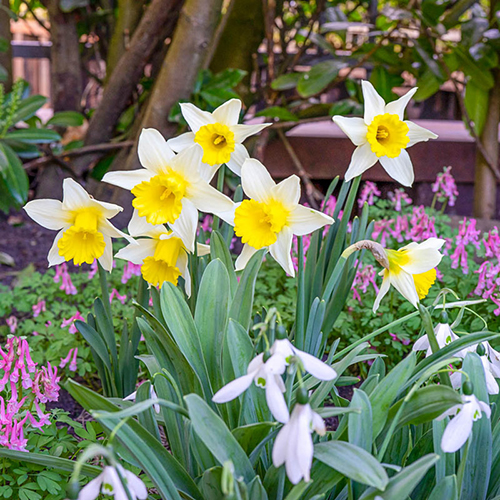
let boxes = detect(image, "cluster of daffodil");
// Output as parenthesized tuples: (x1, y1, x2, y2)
(24, 82, 491, 490)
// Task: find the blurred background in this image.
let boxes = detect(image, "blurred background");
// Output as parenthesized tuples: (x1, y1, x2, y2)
(0, 0, 499, 230)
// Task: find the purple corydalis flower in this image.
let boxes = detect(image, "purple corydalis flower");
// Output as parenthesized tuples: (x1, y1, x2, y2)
(32, 300, 46, 318)
(109, 289, 127, 305)
(121, 261, 142, 284)
(61, 312, 85, 334)
(358, 181, 381, 208)
(432, 166, 459, 207)
(5, 316, 17, 334)
(60, 348, 78, 372)
(388, 188, 412, 211)
(54, 263, 77, 295)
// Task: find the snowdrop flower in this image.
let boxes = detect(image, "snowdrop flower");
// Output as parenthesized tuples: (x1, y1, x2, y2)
(226, 159, 333, 276)
(78, 464, 147, 500)
(167, 99, 271, 179)
(333, 81, 437, 186)
(115, 210, 209, 295)
(272, 401, 326, 484)
(24, 178, 132, 271)
(344, 238, 445, 312)
(103, 129, 234, 241)
(438, 391, 490, 453)
(212, 352, 289, 423)
(413, 323, 461, 357)
(124, 383, 160, 414)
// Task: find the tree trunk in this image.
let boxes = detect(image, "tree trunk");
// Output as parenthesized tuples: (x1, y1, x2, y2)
(473, 69, 500, 219)
(0, 0, 12, 91)
(105, 0, 146, 80)
(44, 0, 82, 111)
(209, 0, 264, 100)
(118, 0, 224, 174)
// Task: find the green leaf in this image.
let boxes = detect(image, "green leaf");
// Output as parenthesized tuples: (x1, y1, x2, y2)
(11, 95, 47, 124)
(428, 475, 458, 500)
(359, 454, 440, 499)
(4, 128, 61, 144)
(195, 259, 230, 389)
(464, 81, 489, 136)
(209, 231, 237, 295)
(297, 61, 343, 98)
(414, 70, 443, 101)
(0, 141, 29, 210)
(348, 389, 373, 451)
(47, 111, 85, 127)
(232, 422, 276, 455)
(185, 394, 256, 482)
(271, 73, 301, 91)
(59, 0, 89, 12)
(314, 441, 389, 490)
(255, 106, 299, 121)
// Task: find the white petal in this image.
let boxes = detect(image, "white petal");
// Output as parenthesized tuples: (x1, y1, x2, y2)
(197, 243, 211, 256)
(390, 270, 419, 308)
(412, 335, 430, 352)
(102, 169, 154, 191)
(241, 158, 275, 202)
(91, 199, 123, 220)
(235, 244, 259, 272)
(199, 162, 220, 182)
(362, 80, 386, 125)
(138, 128, 175, 174)
(128, 209, 165, 238)
(294, 408, 314, 483)
(247, 353, 264, 373)
(406, 121, 438, 147)
(332, 116, 367, 146)
(180, 103, 215, 133)
(272, 421, 292, 467)
(450, 372, 462, 390)
(479, 401, 492, 419)
(398, 248, 443, 274)
(373, 271, 390, 312)
(265, 375, 289, 424)
(231, 122, 271, 143)
(293, 348, 337, 380)
(23, 199, 70, 230)
(225, 143, 249, 176)
(312, 410, 326, 435)
(212, 99, 242, 126)
(166, 131, 195, 153)
(401, 238, 445, 252)
(124, 470, 148, 499)
(288, 204, 333, 236)
(99, 219, 135, 244)
(481, 357, 499, 395)
(47, 230, 66, 267)
(62, 178, 92, 211)
(273, 175, 300, 208)
(186, 181, 234, 217)
(212, 373, 255, 403)
(170, 144, 203, 180)
(98, 236, 113, 272)
(169, 198, 198, 253)
(269, 227, 295, 277)
(177, 252, 191, 297)
(77, 473, 103, 499)
(379, 150, 414, 187)
(115, 239, 156, 265)
(384, 88, 418, 119)
(441, 406, 474, 453)
(344, 142, 378, 182)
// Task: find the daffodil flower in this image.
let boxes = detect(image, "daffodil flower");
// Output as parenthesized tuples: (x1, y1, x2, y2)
(333, 81, 437, 187)
(226, 159, 333, 276)
(102, 129, 234, 241)
(413, 323, 461, 357)
(167, 99, 271, 179)
(77, 464, 147, 500)
(438, 394, 490, 453)
(115, 210, 209, 296)
(272, 402, 326, 484)
(212, 352, 290, 423)
(23, 178, 132, 271)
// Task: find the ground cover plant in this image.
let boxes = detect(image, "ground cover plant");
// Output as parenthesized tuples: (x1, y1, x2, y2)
(3, 84, 500, 500)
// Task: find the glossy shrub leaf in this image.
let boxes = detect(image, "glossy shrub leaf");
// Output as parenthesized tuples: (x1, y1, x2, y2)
(11, 95, 47, 124)
(297, 61, 343, 98)
(464, 81, 489, 135)
(46, 110, 85, 127)
(360, 454, 439, 500)
(185, 394, 256, 482)
(0, 141, 28, 210)
(255, 106, 298, 121)
(271, 73, 301, 90)
(4, 128, 61, 143)
(314, 441, 389, 490)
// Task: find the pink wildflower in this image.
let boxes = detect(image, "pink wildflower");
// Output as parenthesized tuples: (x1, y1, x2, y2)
(33, 362, 60, 403)
(54, 263, 77, 295)
(483, 228, 500, 260)
(358, 181, 381, 208)
(32, 300, 46, 318)
(388, 189, 412, 211)
(450, 218, 481, 274)
(60, 348, 78, 372)
(88, 260, 98, 279)
(61, 312, 85, 334)
(109, 288, 127, 305)
(322, 196, 337, 217)
(121, 262, 142, 284)
(372, 219, 393, 247)
(432, 166, 459, 207)
(389, 215, 409, 243)
(5, 316, 17, 334)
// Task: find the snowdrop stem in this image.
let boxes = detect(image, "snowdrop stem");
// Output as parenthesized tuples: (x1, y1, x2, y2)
(437, 368, 470, 381)
(418, 304, 452, 388)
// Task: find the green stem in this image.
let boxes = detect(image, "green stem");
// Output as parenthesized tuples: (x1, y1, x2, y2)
(211, 165, 226, 232)
(97, 261, 112, 320)
(295, 236, 306, 350)
(430, 193, 437, 211)
(347, 479, 354, 500)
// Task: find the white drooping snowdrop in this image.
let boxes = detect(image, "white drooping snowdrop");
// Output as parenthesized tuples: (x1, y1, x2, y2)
(333, 81, 437, 186)
(438, 392, 491, 453)
(167, 98, 271, 179)
(77, 464, 147, 500)
(413, 323, 461, 358)
(272, 401, 326, 484)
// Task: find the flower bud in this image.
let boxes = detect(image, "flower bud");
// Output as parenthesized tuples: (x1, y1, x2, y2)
(66, 481, 80, 500)
(276, 325, 287, 340)
(462, 381, 474, 396)
(263, 350, 272, 362)
(476, 344, 486, 357)
(439, 310, 449, 324)
(296, 386, 309, 405)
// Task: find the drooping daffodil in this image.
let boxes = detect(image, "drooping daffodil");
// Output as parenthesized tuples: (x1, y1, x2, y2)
(272, 400, 326, 484)
(226, 159, 333, 276)
(77, 464, 147, 500)
(167, 99, 271, 179)
(23, 178, 133, 271)
(333, 81, 437, 187)
(102, 129, 234, 244)
(343, 237, 445, 312)
(115, 210, 209, 295)
(438, 384, 490, 453)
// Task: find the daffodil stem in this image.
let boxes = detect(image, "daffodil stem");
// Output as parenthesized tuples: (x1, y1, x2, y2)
(211, 165, 226, 231)
(97, 261, 112, 320)
(295, 236, 306, 350)
(418, 304, 452, 387)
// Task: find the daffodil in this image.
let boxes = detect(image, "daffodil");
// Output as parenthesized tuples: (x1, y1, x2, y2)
(167, 99, 271, 179)
(333, 81, 437, 187)
(23, 178, 132, 271)
(272, 402, 326, 484)
(343, 238, 445, 311)
(102, 129, 234, 241)
(115, 210, 209, 296)
(77, 464, 147, 500)
(226, 159, 333, 276)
